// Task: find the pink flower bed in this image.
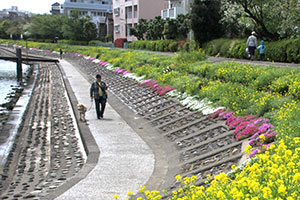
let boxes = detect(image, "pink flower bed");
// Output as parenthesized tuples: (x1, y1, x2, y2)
(209, 109, 277, 156)
(139, 79, 175, 96)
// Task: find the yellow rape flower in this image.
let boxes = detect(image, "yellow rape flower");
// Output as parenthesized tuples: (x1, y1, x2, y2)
(278, 184, 287, 196)
(293, 173, 300, 182)
(139, 186, 145, 193)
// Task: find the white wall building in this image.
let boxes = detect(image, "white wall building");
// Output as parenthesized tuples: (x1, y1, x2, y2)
(161, 0, 193, 19)
(62, 0, 112, 27)
(113, 0, 167, 42)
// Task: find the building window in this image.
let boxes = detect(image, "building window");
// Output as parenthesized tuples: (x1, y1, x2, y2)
(134, 5, 137, 18)
(80, 11, 88, 16)
(114, 25, 120, 33)
(126, 23, 132, 36)
(126, 6, 132, 19)
(113, 8, 119, 16)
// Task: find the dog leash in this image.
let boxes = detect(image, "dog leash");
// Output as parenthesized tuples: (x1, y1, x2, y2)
(88, 99, 93, 111)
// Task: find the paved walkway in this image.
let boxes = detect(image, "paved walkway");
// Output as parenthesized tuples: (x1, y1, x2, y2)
(56, 60, 155, 200)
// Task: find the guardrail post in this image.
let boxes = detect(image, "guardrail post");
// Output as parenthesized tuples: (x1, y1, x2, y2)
(16, 48, 22, 82)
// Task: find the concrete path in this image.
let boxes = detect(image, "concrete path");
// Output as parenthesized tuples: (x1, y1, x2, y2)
(56, 60, 155, 200)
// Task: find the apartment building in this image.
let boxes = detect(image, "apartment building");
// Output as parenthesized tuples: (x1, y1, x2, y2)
(161, 0, 193, 19)
(113, 0, 167, 41)
(62, 0, 113, 39)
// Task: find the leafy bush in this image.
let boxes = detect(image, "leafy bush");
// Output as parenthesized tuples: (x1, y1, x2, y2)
(181, 40, 198, 51)
(58, 40, 88, 45)
(203, 38, 300, 63)
(88, 40, 114, 47)
(168, 41, 179, 52)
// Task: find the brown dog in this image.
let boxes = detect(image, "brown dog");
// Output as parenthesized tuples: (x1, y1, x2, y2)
(77, 103, 87, 122)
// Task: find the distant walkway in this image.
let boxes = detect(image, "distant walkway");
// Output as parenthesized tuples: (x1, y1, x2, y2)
(116, 47, 300, 68)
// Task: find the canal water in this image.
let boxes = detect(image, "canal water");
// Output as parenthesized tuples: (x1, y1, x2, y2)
(0, 60, 30, 106)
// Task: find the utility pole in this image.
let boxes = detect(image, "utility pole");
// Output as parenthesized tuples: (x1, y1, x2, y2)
(16, 48, 22, 82)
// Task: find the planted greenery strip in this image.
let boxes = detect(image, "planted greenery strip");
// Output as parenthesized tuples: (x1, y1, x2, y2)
(143, 103, 181, 119)
(181, 132, 237, 161)
(180, 142, 243, 167)
(149, 107, 187, 123)
(174, 123, 226, 143)
(163, 116, 209, 137)
(177, 128, 233, 151)
(181, 151, 243, 178)
(137, 100, 176, 116)
(155, 111, 199, 129)
(151, 109, 196, 127)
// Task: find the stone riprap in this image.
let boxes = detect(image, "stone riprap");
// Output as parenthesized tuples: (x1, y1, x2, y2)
(0, 62, 85, 199)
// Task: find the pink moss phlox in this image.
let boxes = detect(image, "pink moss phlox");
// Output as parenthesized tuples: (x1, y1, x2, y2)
(152, 84, 159, 89)
(208, 109, 225, 119)
(148, 81, 158, 87)
(139, 79, 152, 86)
(223, 112, 233, 119)
(123, 70, 131, 75)
(115, 68, 125, 74)
(157, 86, 175, 96)
(89, 57, 96, 61)
(250, 148, 260, 157)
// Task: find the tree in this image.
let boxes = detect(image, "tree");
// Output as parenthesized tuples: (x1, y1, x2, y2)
(163, 18, 178, 39)
(220, 1, 253, 38)
(0, 19, 10, 39)
(224, 0, 300, 40)
(176, 14, 191, 40)
(27, 14, 65, 40)
(129, 18, 148, 40)
(191, 0, 223, 46)
(5, 19, 25, 39)
(62, 11, 97, 41)
(146, 16, 164, 40)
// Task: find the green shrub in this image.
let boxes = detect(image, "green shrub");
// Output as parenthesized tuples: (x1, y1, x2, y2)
(156, 40, 165, 52)
(88, 40, 114, 47)
(168, 41, 179, 52)
(286, 38, 300, 63)
(181, 40, 198, 52)
(58, 40, 88, 45)
(203, 38, 300, 63)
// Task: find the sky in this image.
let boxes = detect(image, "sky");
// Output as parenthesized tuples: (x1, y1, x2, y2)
(0, 0, 65, 14)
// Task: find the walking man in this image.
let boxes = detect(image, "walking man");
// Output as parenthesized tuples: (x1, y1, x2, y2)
(90, 74, 108, 119)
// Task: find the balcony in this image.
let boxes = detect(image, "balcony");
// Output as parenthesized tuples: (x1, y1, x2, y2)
(63, 1, 112, 10)
(161, 6, 185, 19)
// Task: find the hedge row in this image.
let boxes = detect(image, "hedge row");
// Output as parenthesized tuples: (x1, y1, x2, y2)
(128, 40, 198, 52)
(88, 40, 114, 48)
(203, 38, 300, 63)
